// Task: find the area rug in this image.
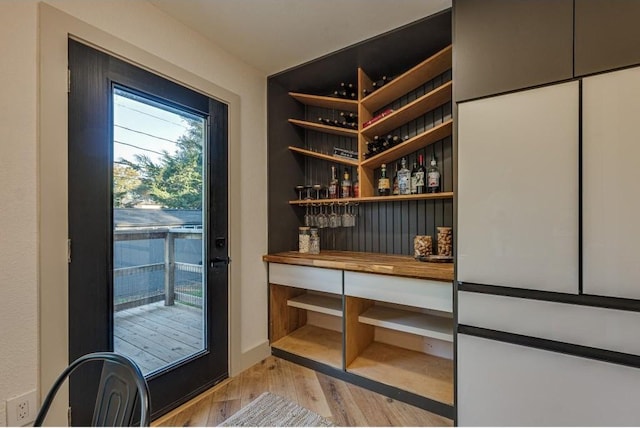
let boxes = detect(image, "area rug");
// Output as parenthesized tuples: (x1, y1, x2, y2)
(219, 392, 334, 427)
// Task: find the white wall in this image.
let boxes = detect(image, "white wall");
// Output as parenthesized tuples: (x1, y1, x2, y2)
(0, 3, 39, 426)
(0, 0, 268, 424)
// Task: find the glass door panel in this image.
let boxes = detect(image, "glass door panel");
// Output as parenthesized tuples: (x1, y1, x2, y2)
(112, 87, 206, 375)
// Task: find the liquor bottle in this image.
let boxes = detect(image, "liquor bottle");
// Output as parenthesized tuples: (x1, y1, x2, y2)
(410, 159, 419, 194)
(341, 168, 352, 198)
(427, 156, 441, 193)
(397, 157, 411, 195)
(415, 154, 427, 194)
(353, 171, 360, 198)
(392, 162, 400, 195)
(328, 166, 338, 199)
(378, 164, 391, 196)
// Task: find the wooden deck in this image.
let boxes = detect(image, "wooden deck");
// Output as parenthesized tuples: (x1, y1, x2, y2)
(114, 301, 204, 374)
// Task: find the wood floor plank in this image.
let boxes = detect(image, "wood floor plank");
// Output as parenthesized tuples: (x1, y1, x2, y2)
(344, 382, 397, 426)
(239, 359, 269, 408)
(316, 371, 369, 426)
(265, 355, 298, 403)
(287, 359, 333, 418)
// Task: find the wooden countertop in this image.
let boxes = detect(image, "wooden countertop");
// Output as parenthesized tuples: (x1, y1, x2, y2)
(263, 251, 453, 282)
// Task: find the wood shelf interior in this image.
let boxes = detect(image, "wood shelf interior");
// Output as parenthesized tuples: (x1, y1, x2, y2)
(358, 305, 453, 342)
(361, 120, 453, 169)
(347, 341, 453, 404)
(361, 45, 452, 113)
(289, 92, 358, 112)
(360, 81, 452, 138)
(287, 293, 343, 317)
(288, 118, 359, 138)
(288, 191, 454, 205)
(288, 146, 358, 167)
(271, 324, 343, 370)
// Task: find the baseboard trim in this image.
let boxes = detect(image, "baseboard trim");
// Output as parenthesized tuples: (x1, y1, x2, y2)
(234, 341, 271, 376)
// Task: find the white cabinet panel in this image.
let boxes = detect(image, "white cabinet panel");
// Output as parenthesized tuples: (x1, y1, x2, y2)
(583, 66, 640, 300)
(458, 334, 640, 426)
(268, 263, 341, 294)
(344, 271, 452, 312)
(459, 291, 640, 356)
(458, 82, 579, 293)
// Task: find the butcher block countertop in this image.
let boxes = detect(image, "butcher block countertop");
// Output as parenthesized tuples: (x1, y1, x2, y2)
(263, 251, 454, 282)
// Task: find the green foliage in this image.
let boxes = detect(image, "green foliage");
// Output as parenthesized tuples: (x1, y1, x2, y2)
(115, 118, 204, 209)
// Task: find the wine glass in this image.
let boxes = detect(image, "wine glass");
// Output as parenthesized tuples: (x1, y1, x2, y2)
(295, 185, 305, 200)
(316, 204, 328, 228)
(329, 203, 341, 228)
(304, 203, 314, 227)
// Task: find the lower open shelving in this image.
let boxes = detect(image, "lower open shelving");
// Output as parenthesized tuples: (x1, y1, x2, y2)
(271, 324, 343, 370)
(347, 341, 454, 405)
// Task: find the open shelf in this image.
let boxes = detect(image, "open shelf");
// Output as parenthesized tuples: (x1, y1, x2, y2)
(288, 146, 358, 167)
(287, 293, 343, 317)
(361, 45, 452, 112)
(289, 118, 358, 138)
(361, 119, 453, 169)
(271, 324, 343, 369)
(290, 92, 358, 112)
(347, 341, 453, 404)
(361, 82, 452, 138)
(359, 306, 453, 342)
(288, 192, 454, 205)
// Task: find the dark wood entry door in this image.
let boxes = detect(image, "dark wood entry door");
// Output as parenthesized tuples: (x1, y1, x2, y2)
(67, 39, 229, 423)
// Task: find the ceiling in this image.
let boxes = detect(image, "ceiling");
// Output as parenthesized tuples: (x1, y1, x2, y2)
(149, 0, 451, 75)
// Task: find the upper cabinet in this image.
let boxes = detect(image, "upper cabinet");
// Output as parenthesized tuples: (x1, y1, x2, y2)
(574, 0, 640, 77)
(453, 0, 573, 102)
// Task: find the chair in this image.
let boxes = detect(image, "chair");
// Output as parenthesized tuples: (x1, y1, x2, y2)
(34, 352, 151, 427)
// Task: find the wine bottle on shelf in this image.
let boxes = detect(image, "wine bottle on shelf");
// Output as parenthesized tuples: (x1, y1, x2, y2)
(410, 159, 419, 194)
(340, 112, 357, 123)
(328, 166, 338, 199)
(415, 154, 427, 194)
(392, 162, 400, 195)
(341, 168, 352, 198)
(353, 171, 360, 198)
(378, 164, 391, 196)
(427, 156, 441, 193)
(397, 157, 411, 195)
(362, 88, 372, 97)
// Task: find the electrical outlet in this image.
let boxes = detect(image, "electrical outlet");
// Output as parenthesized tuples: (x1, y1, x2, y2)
(6, 391, 37, 427)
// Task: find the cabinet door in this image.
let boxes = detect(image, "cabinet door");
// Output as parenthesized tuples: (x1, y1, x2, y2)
(575, 0, 640, 77)
(453, 0, 573, 101)
(457, 82, 579, 293)
(458, 334, 640, 426)
(583, 67, 640, 300)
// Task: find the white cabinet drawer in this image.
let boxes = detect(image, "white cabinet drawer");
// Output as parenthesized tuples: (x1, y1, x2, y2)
(268, 263, 341, 294)
(458, 334, 640, 426)
(344, 271, 452, 312)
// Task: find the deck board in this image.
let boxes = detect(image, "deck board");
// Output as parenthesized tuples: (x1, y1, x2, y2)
(114, 301, 203, 374)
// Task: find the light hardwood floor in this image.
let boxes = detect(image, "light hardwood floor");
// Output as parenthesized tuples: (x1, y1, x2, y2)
(153, 355, 452, 427)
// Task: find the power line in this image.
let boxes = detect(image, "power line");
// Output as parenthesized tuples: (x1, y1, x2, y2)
(114, 124, 182, 144)
(114, 140, 166, 156)
(114, 102, 190, 129)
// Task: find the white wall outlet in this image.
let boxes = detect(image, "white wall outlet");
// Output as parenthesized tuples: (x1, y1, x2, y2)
(6, 390, 37, 427)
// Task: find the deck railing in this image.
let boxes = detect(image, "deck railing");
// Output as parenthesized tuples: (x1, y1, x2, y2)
(113, 228, 203, 311)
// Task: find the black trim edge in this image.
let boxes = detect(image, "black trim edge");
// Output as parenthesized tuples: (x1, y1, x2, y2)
(271, 347, 454, 420)
(458, 282, 640, 313)
(458, 325, 640, 370)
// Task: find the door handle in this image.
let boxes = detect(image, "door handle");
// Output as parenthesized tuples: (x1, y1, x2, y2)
(210, 256, 231, 267)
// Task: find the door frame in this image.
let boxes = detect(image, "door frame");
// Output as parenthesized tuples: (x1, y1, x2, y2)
(39, 4, 243, 424)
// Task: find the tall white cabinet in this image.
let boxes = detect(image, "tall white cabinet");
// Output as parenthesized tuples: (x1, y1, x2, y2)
(457, 70, 640, 425)
(457, 81, 579, 293)
(583, 66, 640, 300)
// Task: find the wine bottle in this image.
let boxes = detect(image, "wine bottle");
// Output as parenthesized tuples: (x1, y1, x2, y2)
(353, 171, 360, 198)
(341, 168, 352, 198)
(328, 166, 338, 199)
(378, 164, 391, 196)
(340, 112, 357, 123)
(427, 156, 441, 193)
(415, 154, 427, 194)
(397, 157, 411, 195)
(410, 159, 419, 194)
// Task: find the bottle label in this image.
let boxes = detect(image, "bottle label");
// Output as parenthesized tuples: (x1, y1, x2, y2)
(328, 183, 337, 198)
(415, 171, 425, 186)
(410, 176, 417, 193)
(378, 178, 390, 190)
(428, 172, 440, 187)
(399, 176, 410, 194)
